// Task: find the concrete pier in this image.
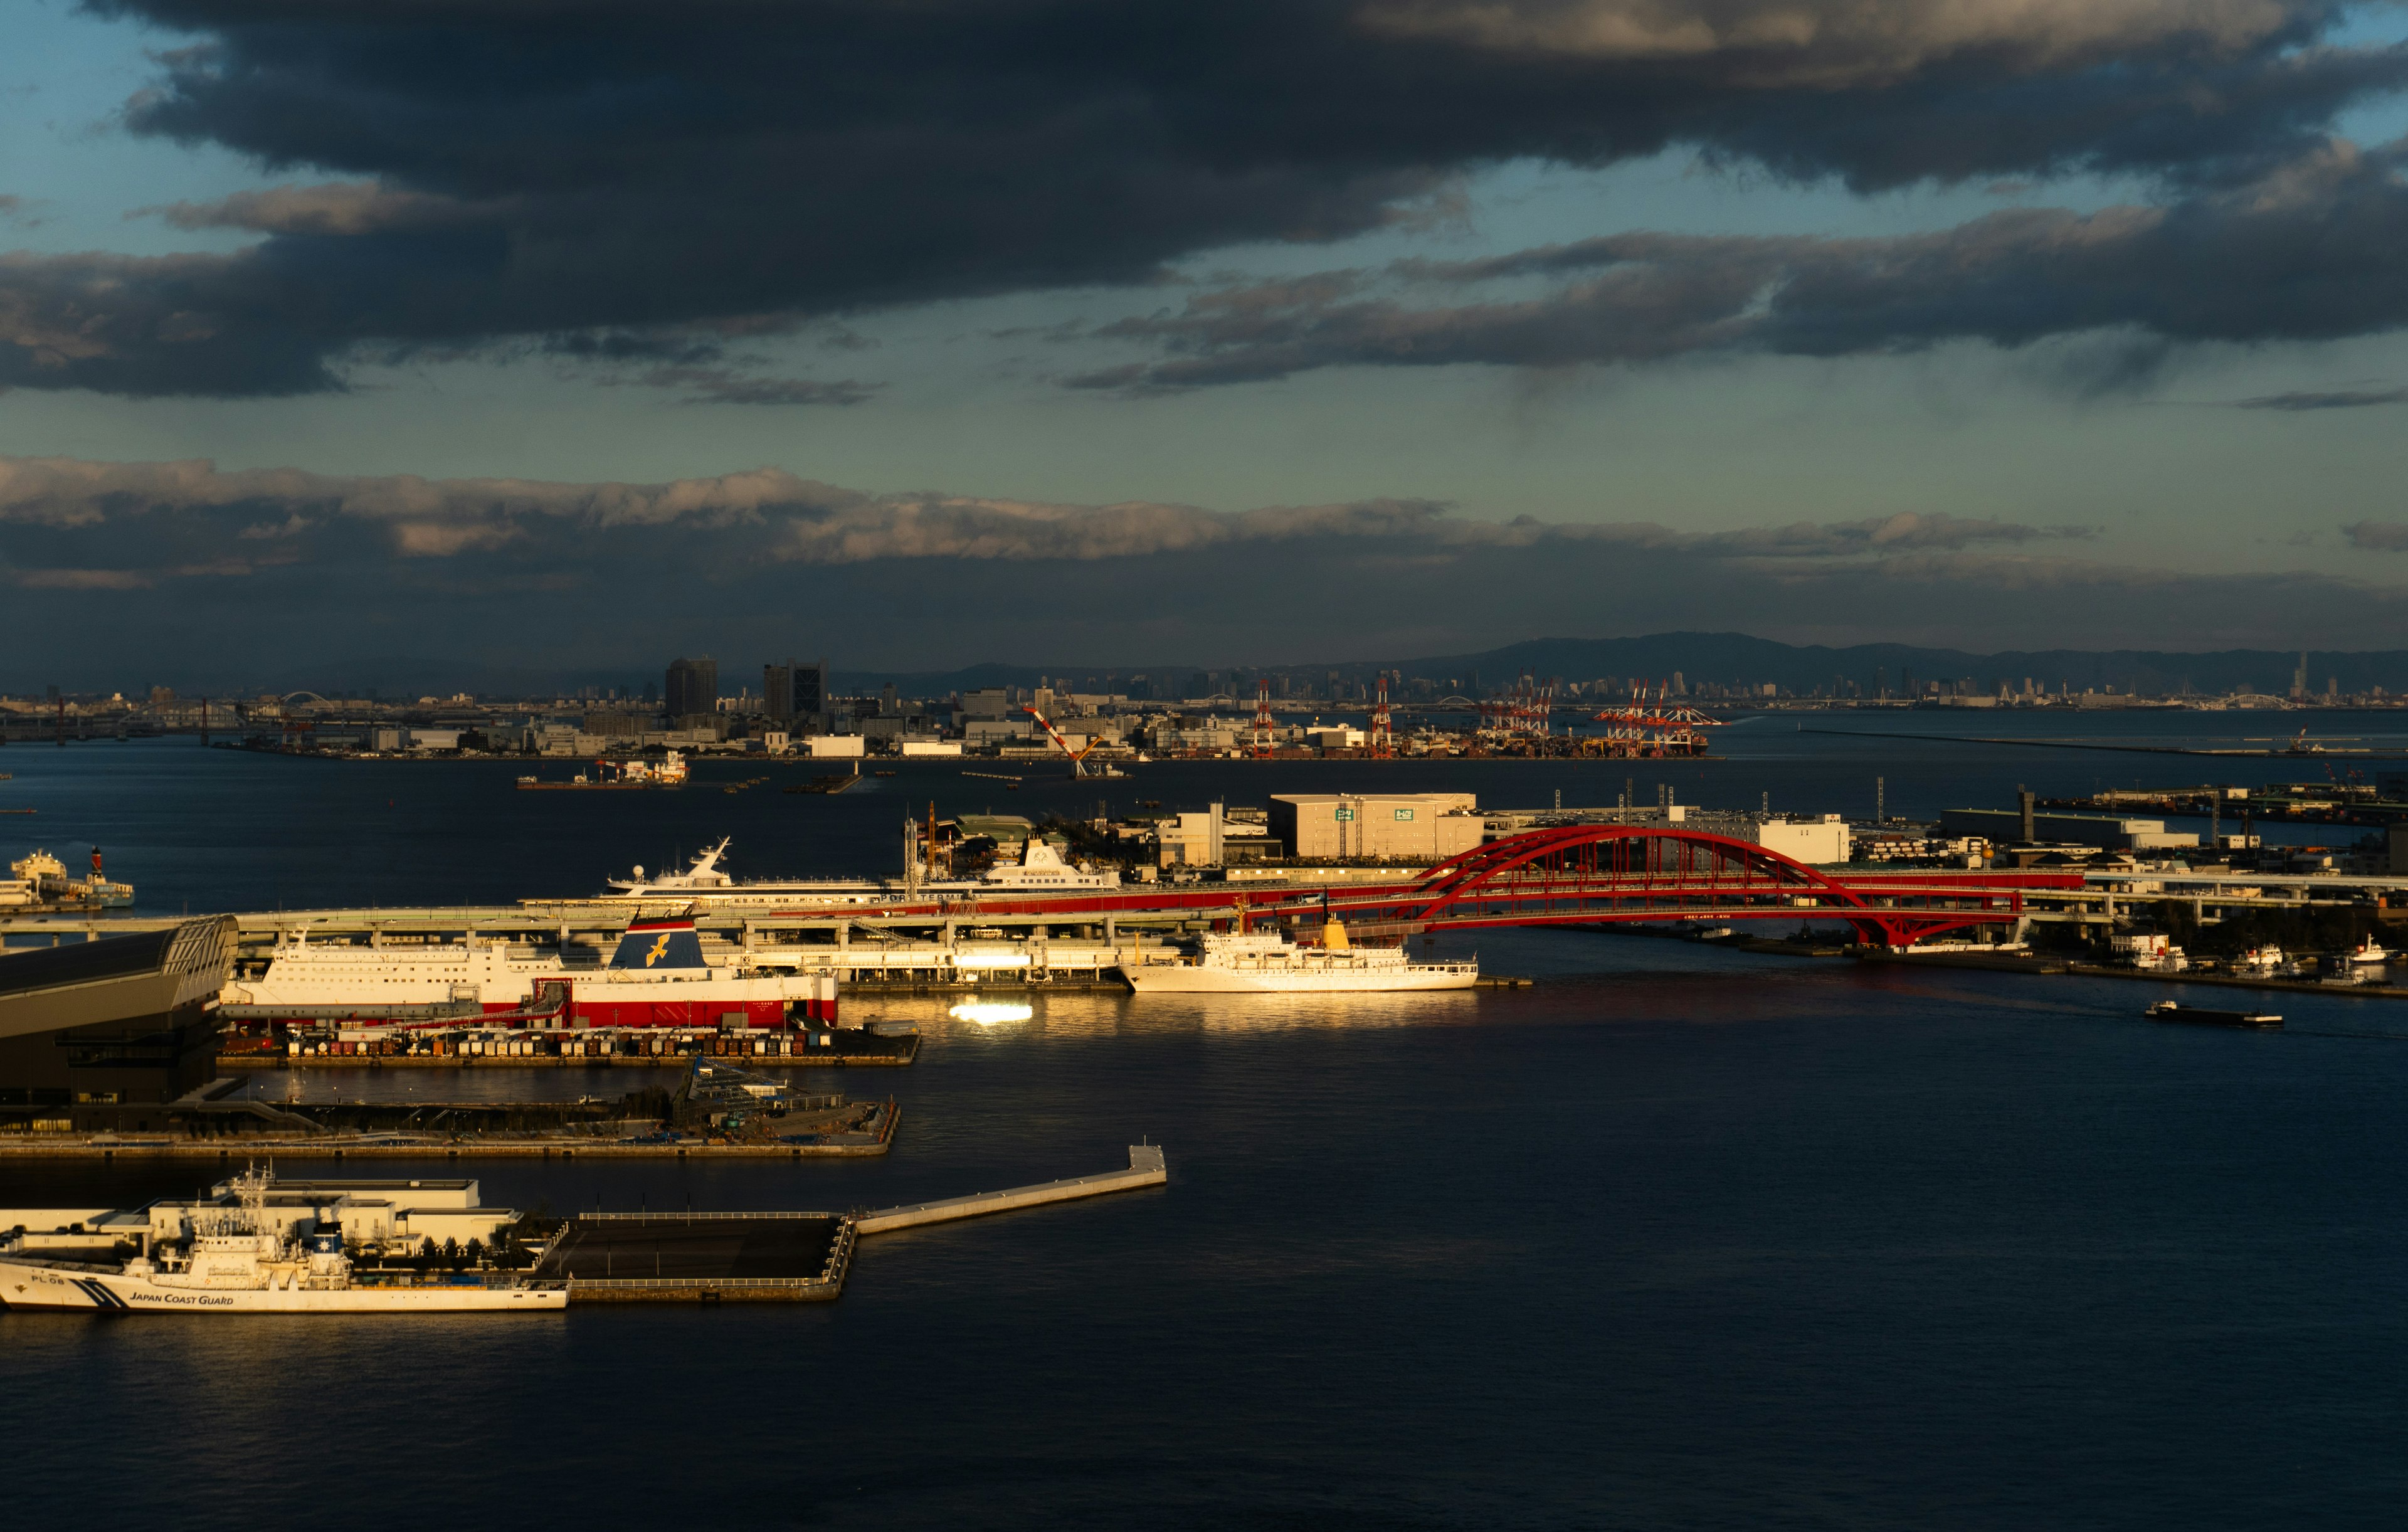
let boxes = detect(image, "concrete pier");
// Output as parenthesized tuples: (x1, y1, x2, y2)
(528, 1144, 1167, 1302)
(854, 1143, 1167, 1234)
(540, 1212, 853, 1302)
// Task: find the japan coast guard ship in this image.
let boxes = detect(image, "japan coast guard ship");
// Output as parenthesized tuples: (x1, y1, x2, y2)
(223, 915, 839, 1028)
(0, 1169, 564, 1314)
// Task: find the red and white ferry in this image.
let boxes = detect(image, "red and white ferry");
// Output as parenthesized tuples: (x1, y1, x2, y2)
(221, 914, 838, 1028)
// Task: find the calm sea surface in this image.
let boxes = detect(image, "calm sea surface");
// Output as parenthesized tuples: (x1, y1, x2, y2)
(5, 716, 2408, 1528)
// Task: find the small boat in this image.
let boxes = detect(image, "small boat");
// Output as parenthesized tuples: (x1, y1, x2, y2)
(2350, 936, 2390, 965)
(2147, 1001, 2281, 1029)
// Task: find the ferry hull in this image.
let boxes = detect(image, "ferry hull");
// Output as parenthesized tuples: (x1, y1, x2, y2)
(229, 971, 839, 1027)
(1124, 965, 1477, 995)
(0, 1257, 565, 1313)
(568, 997, 822, 1028)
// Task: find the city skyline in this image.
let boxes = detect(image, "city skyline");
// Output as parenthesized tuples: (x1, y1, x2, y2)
(10, 631, 2408, 706)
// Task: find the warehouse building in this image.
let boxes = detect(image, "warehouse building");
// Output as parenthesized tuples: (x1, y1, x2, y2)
(1270, 793, 1484, 862)
(1938, 808, 2198, 852)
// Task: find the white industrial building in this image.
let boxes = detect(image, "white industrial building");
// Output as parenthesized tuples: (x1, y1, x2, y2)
(1, 1176, 520, 1258)
(1750, 815, 1852, 865)
(1270, 793, 1484, 862)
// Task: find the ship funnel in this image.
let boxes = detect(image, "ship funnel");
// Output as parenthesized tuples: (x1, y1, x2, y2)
(609, 916, 708, 970)
(1321, 918, 1351, 953)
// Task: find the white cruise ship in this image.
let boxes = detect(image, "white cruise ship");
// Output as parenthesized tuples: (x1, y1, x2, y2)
(223, 915, 839, 1027)
(1126, 915, 1477, 995)
(595, 834, 1120, 907)
(969, 837, 1122, 893)
(598, 838, 889, 906)
(0, 1168, 564, 1314)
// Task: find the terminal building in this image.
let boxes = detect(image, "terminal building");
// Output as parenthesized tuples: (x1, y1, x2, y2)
(0, 918, 235, 1134)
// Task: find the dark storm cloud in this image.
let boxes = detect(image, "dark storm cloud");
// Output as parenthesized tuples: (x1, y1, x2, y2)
(1, 0, 2401, 394)
(653, 372, 880, 407)
(2235, 384, 2408, 408)
(0, 456, 2086, 576)
(1075, 139, 2408, 389)
(0, 457, 2394, 683)
(2343, 521, 2408, 549)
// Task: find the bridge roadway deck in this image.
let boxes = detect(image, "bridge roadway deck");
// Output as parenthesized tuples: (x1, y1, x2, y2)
(0, 869, 2080, 939)
(8, 868, 2392, 952)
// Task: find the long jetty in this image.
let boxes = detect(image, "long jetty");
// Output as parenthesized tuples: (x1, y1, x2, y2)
(854, 1143, 1167, 1234)
(534, 1144, 1169, 1302)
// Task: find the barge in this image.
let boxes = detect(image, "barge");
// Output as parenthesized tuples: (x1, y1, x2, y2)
(2145, 1001, 2283, 1029)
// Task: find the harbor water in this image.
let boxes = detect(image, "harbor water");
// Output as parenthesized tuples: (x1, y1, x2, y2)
(5, 721, 2408, 1526)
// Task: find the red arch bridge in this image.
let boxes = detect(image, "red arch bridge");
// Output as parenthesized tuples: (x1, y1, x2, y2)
(889, 825, 2087, 950)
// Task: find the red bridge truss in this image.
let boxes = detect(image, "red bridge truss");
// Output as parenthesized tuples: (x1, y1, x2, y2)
(855, 825, 2084, 950)
(1361, 824, 2079, 948)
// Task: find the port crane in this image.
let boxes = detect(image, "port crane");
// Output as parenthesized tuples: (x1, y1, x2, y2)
(1587, 683, 1723, 758)
(1023, 705, 1117, 778)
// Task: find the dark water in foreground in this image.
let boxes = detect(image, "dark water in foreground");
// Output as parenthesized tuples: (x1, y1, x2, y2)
(6, 724, 2408, 1527)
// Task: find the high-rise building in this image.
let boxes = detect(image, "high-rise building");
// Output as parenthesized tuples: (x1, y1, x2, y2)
(665, 656, 717, 719)
(759, 657, 830, 723)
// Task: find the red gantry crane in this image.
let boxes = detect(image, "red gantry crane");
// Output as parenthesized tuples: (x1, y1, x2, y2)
(1588, 682, 1721, 758)
(1478, 670, 1558, 737)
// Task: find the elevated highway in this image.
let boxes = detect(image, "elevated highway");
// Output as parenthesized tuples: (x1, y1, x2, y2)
(0, 827, 2086, 958)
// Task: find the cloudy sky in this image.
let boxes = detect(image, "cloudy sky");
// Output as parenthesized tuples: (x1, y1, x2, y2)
(6, 0, 2408, 687)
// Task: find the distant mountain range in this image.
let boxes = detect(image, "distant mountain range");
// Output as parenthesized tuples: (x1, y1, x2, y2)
(836, 633, 2400, 699)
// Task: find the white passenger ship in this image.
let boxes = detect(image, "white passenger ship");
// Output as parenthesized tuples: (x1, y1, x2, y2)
(222, 914, 839, 1027)
(0, 1169, 564, 1314)
(598, 835, 1120, 906)
(1126, 914, 1477, 995)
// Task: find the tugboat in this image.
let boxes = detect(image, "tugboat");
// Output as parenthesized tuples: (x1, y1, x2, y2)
(8, 847, 134, 909)
(0, 1168, 564, 1313)
(2234, 944, 2286, 974)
